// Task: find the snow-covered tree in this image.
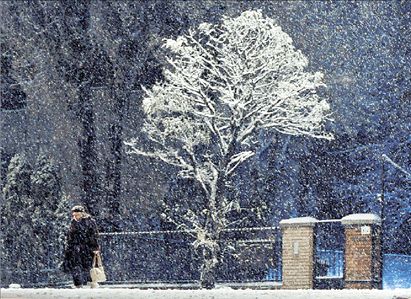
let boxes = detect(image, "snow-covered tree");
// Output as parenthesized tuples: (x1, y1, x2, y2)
(1, 153, 69, 284)
(31, 154, 61, 211)
(126, 10, 333, 288)
(30, 154, 63, 277)
(1, 153, 35, 283)
(52, 193, 71, 282)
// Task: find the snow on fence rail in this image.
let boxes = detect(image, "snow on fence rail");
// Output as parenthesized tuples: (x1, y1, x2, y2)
(99, 226, 282, 284)
(99, 226, 281, 236)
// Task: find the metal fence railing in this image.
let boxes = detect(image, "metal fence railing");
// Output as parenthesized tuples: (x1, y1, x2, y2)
(99, 230, 198, 283)
(217, 227, 282, 283)
(1, 226, 282, 288)
(315, 249, 344, 278)
(0, 242, 70, 288)
(2, 224, 411, 289)
(99, 226, 282, 285)
(314, 221, 345, 289)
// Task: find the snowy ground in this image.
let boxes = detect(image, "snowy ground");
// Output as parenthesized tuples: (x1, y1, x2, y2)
(1, 288, 411, 299)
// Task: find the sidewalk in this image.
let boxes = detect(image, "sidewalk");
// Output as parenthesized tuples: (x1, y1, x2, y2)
(1, 288, 411, 299)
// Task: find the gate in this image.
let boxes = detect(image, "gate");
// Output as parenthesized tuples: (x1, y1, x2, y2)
(314, 220, 344, 289)
(217, 227, 282, 283)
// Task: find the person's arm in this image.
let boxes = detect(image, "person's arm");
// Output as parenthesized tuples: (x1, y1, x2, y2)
(65, 220, 75, 251)
(89, 218, 100, 252)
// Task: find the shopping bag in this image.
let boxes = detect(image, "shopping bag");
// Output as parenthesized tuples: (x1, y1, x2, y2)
(90, 252, 107, 282)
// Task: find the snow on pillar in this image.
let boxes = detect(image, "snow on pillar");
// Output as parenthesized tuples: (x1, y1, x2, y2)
(280, 217, 317, 289)
(341, 213, 382, 289)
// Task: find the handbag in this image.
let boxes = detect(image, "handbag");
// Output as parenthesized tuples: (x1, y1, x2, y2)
(90, 252, 107, 282)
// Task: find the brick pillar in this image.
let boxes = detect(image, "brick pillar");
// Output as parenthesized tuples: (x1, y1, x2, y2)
(341, 213, 382, 289)
(280, 217, 317, 289)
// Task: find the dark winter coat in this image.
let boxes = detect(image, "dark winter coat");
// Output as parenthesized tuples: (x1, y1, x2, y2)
(62, 215, 99, 273)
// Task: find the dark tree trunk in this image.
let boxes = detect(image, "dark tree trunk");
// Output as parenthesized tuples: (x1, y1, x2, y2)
(200, 244, 218, 289)
(200, 176, 226, 289)
(59, 0, 100, 216)
(103, 87, 125, 228)
(78, 82, 99, 215)
(200, 213, 220, 289)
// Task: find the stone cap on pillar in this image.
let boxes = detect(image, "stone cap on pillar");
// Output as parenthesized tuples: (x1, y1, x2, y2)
(280, 217, 317, 228)
(341, 213, 381, 226)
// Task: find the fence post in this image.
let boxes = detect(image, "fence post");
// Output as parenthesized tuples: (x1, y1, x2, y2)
(341, 213, 382, 289)
(280, 217, 317, 289)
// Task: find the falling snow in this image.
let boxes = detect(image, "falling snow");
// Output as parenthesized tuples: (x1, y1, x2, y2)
(0, 0, 410, 297)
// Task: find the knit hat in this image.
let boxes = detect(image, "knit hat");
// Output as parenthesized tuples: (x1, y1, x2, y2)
(71, 205, 86, 213)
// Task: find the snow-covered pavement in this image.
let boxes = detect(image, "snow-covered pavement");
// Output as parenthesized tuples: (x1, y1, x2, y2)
(1, 288, 411, 299)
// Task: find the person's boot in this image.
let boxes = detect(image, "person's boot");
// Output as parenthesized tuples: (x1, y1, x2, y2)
(71, 284, 82, 289)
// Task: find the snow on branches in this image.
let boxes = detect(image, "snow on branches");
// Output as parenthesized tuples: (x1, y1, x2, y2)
(126, 10, 333, 286)
(127, 10, 333, 201)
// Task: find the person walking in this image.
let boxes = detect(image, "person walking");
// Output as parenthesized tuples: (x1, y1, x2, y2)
(62, 205, 100, 288)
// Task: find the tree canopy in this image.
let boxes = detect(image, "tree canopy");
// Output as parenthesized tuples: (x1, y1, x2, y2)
(127, 10, 333, 287)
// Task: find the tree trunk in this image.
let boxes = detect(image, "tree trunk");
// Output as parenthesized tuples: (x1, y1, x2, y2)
(78, 82, 99, 215)
(199, 169, 229, 288)
(200, 239, 219, 289)
(103, 87, 124, 229)
(200, 177, 225, 288)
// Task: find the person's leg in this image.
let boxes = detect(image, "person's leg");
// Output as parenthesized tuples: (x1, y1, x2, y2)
(85, 268, 92, 283)
(72, 266, 83, 287)
(87, 266, 101, 287)
(81, 251, 94, 287)
(71, 250, 88, 287)
(83, 268, 99, 288)
(82, 268, 91, 285)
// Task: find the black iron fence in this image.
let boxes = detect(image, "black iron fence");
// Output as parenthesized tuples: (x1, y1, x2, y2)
(315, 249, 344, 278)
(99, 230, 198, 283)
(2, 222, 411, 289)
(1, 226, 281, 288)
(0, 241, 69, 288)
(216, 227, 282, 283)
(99, 226, 282, 284)
(314, 221, 345, 289)
(0, 268, 67, 288)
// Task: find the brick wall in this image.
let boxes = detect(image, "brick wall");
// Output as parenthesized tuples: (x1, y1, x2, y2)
(344, 226, 372, 288)
(280, 218, 316, 289)
(342, 219, 382, 289)
(280, 214, 381, 290)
